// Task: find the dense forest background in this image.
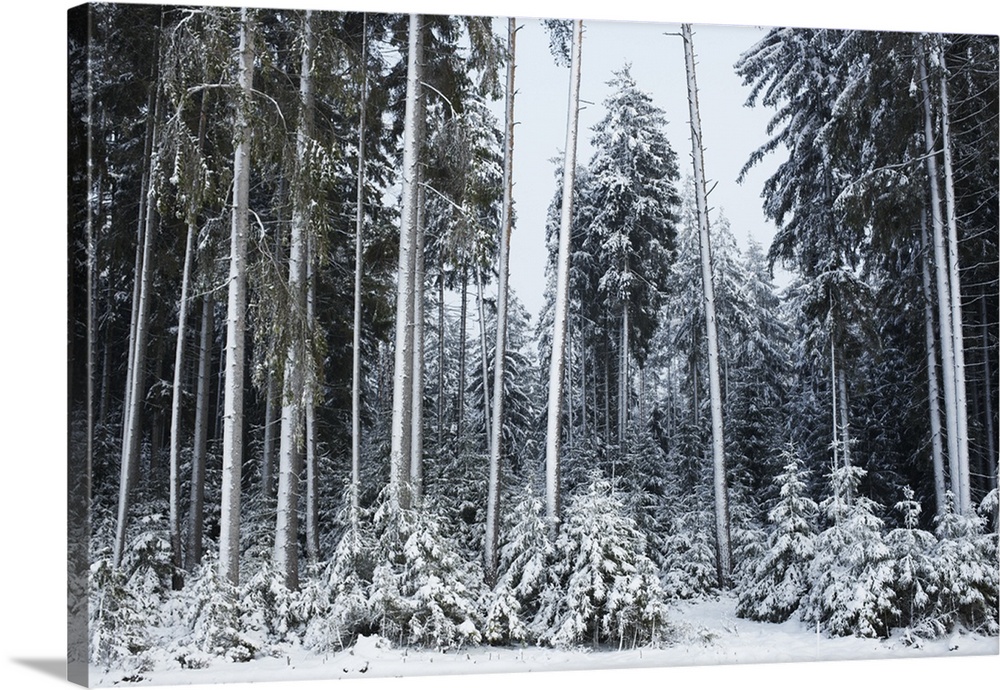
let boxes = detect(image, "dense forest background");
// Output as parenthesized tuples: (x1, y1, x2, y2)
(61, 0, 997, 685)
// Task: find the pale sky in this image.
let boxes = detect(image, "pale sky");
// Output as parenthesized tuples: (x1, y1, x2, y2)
(501, 18, 780, 320)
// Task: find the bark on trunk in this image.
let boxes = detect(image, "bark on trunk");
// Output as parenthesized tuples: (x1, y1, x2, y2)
(485, 18, 517, 585)
(187, 293, 213, 569)
(305, 232, 319, 564)
(921, 217, 948, 514)
(275, 9, 315, 590)
(166, 214, 195, 589)
(544, 18, 583, 534)
(837, 365, 852, 469)
(410, 161, 427, 505)
(218, 8, 254, 587)
(457, 268, 468, 441)
(350, 13, 368, 525)
(937, 52, 972, 512)
(919, 46, 963, 514)
(389, 13, 423, 507)
(981, 296, 997, 494)
(476, 266, 491, 449)
(682, 23, 732, 587)
(114, 86, 162, 569)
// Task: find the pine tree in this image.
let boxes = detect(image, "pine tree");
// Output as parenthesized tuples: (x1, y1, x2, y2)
(802, 465, 898, 637)
(534, 473, 668, 648)
(737, 445, 817, 623)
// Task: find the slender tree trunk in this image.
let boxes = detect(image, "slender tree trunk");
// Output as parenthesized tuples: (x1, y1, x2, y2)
(937, 52, 972, 513)
(544, 18, 583, 533)
(149, 336, 165, 487)
(831, 338, 840, 471)
(167, 94, 208, 589)
(567, 317, 575, 453)
(113, 88, 162, 569)
(838, 365, 852, 469)
(262, 178, 287, 503)
(476, 266, 491, 449)
(390, 13, 423, 506)
(262, 376, 277, 501)
(166, 215, 195, 590)
(485, 18, 517, 585)
(214, 325, 224, 441)
(457, 267, 468, 441)
(580, 323, 588, 438)
(919, 46, 963, 513)
(682, 23, 731, 586)
(275, 9, 315, 590)
(484, 17, 517, 586)
(218, 8, 254, 587)
(350, 13, 368, 526)
(921, 217, 948, 514)
(187, 293, 213, 569)
(604, 333, 611, 450)
(410, 164, 427, 505)
(99, 322, 111, 428)
(437, 273, 446, 450)
(121, 67, 158, 456)
(981, 296, 997, 494)
(619, 303, 629, 450)
(304, 230, 320, 564)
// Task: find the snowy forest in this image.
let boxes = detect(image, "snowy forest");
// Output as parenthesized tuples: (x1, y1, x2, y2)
(67, 3, 998, 685)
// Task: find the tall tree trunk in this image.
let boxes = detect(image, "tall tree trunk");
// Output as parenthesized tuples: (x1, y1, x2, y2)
(262, 176, 286, 503)
(350, 13, 368, 526)
(485, 17, 517, 586)
(218, 8, 254, 587)
(262, 375, 277, 501)
(187, 293, 213, 569)
(981, 296, 997, 494)
(838, 365, 852, 469)
(275, 9, 315, 590)
(580, 322, 588, 438)
(457, 267, 468, 441)
(937, 51, 972, 513)
(919, 46, 963, 514)
(389, 13, 423, 507)
(437, 273, 446, 450)
(921, 217, 947, 515)
(567, 316, 574, 453)
(114, 86, 162, 569)
(410, 165, 427, 505)
(476, 266, 491, 448)
(682, 23, 732, 587)
(167, 94, 208, 589)
(619, 302, 629, 453)
(166, 213, 195, 590)
(121, 59, 158, 459)
(831, 338, 840, 471)
(544, 18, 583, 533)
(304, 230, 320, 564)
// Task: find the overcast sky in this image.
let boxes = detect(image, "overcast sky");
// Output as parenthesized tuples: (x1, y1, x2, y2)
(500, 18, 780, 320)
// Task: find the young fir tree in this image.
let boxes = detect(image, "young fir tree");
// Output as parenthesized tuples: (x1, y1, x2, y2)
(885, 487, 943, 637)
(932, 499, 999, 634)
(367, 488, 484, 649)
(802, 465, 898, 638)
(533, 473, 668, 648)
(484, 486, 552, 644)
(736, 445, 817, 623)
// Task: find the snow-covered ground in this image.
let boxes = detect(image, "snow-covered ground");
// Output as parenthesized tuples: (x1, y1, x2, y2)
(86, 593, 998, 689)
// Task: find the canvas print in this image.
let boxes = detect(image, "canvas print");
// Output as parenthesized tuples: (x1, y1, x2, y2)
(67, 2, 999, 687)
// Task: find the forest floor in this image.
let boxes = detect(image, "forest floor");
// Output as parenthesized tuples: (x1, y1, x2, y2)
(87, 593, 999, 688)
